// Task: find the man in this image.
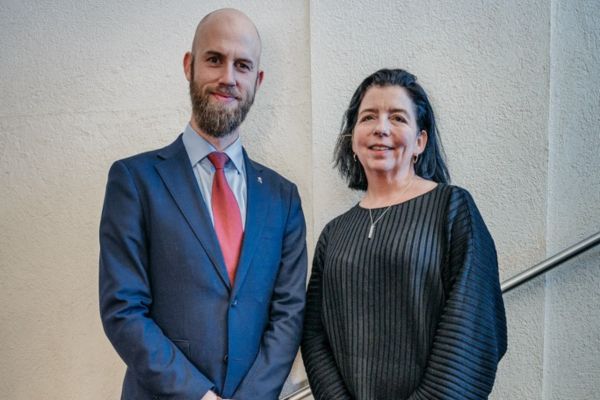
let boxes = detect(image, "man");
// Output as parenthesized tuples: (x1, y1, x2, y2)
(99, 9, 307, 400)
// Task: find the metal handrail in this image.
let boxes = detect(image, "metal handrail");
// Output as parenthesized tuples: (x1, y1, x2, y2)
(281, 385, 312, 400)
(280, 231, 600, 400)
(501, 231, 600, 293)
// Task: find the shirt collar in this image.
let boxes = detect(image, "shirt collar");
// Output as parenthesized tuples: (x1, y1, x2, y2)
(182, 123, 245, 173)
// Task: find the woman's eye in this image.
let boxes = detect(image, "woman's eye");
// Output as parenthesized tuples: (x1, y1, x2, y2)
(360, 115, 374, 122)
(391, 115, 407, 123)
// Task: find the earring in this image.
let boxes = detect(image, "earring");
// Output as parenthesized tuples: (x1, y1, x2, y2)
(353, 153, 357, 162)
(412, 154, 419, 164)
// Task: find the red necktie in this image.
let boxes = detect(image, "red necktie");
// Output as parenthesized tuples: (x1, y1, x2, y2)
(207, 152, 243, 284)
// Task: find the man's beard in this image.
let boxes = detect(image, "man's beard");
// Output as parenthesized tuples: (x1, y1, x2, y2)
(189, 80, 255, 138)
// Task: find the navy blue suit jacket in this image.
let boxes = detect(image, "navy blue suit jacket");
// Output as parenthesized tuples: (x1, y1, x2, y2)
(99, 135, 307, 399)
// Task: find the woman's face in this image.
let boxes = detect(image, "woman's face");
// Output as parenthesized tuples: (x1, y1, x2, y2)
(352, 85, 427, 180)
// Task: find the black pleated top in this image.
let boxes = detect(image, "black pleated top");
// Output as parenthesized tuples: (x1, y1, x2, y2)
(302, 184, 507, 400)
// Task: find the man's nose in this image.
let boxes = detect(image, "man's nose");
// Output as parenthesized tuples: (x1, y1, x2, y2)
(218, 63, 236, 86)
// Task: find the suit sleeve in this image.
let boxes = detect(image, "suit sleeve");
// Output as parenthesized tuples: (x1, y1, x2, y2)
(408, 188, 507, 400)
(99, 160, 214, 398)
(231, 183, 308, 400)
(301, 224, 353, 400)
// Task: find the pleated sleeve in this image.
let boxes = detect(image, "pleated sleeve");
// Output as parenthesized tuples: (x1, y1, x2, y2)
(408, 188, 507, 400)
(302, 223, 353, 400)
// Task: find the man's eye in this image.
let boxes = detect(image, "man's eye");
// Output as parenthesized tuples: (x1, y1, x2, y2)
(207, 56, 219, 64)
(237, 62, 251, 71)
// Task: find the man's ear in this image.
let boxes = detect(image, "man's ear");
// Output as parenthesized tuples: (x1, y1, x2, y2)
(255, 70, 264, 90)
(183, 52, 193, 82)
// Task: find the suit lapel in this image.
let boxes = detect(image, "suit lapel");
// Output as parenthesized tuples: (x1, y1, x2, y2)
(231, 151, 269, 297)
(155, 136, 231, 289)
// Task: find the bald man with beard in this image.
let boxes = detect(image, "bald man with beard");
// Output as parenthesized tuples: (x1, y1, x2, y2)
(99, 9, 307, 400)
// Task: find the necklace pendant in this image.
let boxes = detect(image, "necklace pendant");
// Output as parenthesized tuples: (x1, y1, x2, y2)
(368, 224, 375, 239)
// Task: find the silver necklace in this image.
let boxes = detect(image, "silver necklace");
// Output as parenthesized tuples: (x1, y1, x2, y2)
(368, 206, 392, 239)
(366, 178, 414, 240)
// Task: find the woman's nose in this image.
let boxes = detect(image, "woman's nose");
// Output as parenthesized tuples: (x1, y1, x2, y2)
(373, 118, 391, 136)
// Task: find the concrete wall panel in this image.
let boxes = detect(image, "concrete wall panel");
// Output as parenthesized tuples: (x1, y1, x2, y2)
(544, 0, 600, 398)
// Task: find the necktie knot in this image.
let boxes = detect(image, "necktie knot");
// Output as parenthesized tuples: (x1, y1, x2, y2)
(208, 152, 229, 170)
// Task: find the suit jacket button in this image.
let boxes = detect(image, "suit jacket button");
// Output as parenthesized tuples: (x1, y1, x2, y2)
(223, 354, 228, 362)
(231, 299, 238, 307)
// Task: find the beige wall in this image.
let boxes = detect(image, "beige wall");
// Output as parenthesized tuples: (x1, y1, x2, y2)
(0, 1, 311, 398)
(543, 0, 600, 399)
(0, 1, 598, 399)
(310, 1, 550, 398)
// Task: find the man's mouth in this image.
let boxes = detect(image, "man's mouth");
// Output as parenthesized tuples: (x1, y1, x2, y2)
(211, 91, 239, 102)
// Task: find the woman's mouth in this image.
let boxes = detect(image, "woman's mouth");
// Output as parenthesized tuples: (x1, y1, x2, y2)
(369, 145, 393, 151)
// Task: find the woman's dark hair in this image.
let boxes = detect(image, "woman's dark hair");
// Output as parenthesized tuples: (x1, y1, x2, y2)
(334, 68, 450, 190)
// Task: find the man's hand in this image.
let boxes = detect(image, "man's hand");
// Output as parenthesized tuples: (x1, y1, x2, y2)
(201, 390, 218, 400)
(200, 390, 233, 400)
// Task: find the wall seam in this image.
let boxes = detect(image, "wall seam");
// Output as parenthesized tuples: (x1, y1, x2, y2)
(308, 0, 316, 246)
(541, 0, 558, 399)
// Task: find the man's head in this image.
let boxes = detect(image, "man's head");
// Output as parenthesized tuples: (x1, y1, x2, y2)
(184, 9, 264, 143)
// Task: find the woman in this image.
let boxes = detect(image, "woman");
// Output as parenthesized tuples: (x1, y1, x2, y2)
(302, 69, 507, 400)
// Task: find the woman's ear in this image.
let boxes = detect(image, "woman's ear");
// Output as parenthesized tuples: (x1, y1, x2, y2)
(416, 130, 428, 154)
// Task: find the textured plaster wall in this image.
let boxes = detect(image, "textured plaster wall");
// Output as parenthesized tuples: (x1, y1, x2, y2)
(0, 1, 310, 399)
(543, 0, 600, 399)
(1, 0, 597, 399)
(310, 1, 549, 399)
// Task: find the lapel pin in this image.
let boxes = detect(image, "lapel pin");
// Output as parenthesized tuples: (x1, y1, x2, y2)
(257, 177, 263, 184)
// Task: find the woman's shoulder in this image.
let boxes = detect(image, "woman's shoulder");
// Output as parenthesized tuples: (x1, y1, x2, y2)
(315, 203, 372, 248)
(402, 182, 470, 210)
(435, 183, 477, 205)
(439, 183, 492, 231)
(319, 205, 363, 235)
